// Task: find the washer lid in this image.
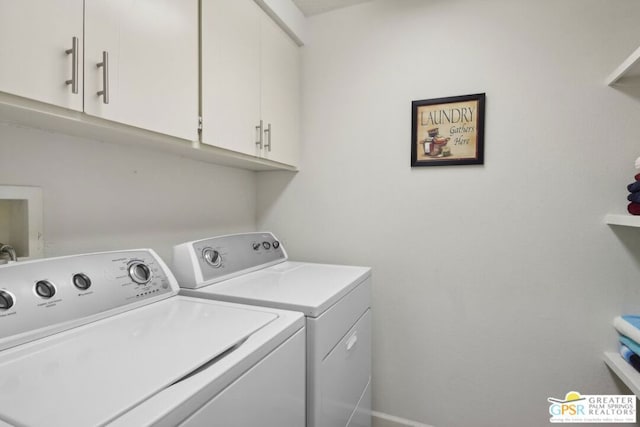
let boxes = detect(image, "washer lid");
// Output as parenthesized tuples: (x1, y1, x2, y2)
(192, 262, 371, 317)
(0, 296, 277, 427)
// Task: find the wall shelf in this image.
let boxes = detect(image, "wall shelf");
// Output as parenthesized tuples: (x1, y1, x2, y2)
(606, 45, 640, 86)
(604, 214, 640, 228)
(604, 352, 640, 398)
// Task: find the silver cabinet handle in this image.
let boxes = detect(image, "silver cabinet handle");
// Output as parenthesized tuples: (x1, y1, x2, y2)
(264, 123, 272, 152)
(96, 51, 109, 104)
(65, 37, 79, 94)
(255, 120, 263, 149)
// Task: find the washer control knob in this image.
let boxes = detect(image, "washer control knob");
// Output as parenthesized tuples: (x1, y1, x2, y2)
(128, 262, 152, 285)
(35, 280, 56, 299)
(203, 248, 222, 268)
(262, 241, 271, 250)
(73, 273, 92, 290)
(0, 290, 14, 310)
(252, 242, 261, 251)
(272, 241, 280, 249)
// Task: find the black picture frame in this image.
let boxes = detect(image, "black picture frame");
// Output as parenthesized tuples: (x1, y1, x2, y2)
(411, 93, 485, 167)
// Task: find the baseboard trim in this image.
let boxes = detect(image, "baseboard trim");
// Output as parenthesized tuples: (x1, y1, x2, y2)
(372, 410, 434, 427)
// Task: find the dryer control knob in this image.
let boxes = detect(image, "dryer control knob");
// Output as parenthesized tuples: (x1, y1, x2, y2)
(202, 248, 222, 268)
(0, 290, 14, 310)
(35, 280, 56, 299)
(272, 241, 280, 249)
(128, 262, 152, 285)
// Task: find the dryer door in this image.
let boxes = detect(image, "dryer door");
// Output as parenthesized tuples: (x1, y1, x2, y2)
(312, 309, 371, 427)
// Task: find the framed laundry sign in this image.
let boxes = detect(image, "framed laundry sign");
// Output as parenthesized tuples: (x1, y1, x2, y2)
(411, 93, 485, 167)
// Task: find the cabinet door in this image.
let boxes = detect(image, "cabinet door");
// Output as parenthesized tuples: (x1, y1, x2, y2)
(260, 15, 300, 167)
(0, 0, 83, 111)
(84, 0, 198, 141)
(201, 0, 262, 156)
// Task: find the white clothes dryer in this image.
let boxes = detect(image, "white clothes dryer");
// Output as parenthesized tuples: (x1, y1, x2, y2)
(172, 232, 372, 427)
(0, 249, 305, 427)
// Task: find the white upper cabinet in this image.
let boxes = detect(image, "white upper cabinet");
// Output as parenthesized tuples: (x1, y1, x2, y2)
(84, 0, 198, 141)
(201, 0, 300, 167)
(260, 14, 300, 167)
(0, 0, 300, 170)
(0, 0, 197, 141)
(201, 0, 262, 157)
(0, 0, 84, 112)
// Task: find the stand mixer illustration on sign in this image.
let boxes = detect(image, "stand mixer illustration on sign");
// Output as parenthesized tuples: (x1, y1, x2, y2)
(421, 128, 451, 157)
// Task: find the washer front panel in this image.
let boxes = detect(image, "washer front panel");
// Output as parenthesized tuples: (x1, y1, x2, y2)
(0, 250, 175, 350)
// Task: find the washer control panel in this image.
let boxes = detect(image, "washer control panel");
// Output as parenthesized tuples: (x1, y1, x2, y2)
(189, 232, 286, 284)
(0, 249, 176, 349)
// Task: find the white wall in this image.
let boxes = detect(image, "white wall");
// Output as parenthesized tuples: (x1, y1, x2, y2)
(257, 1, 640, 426)
(0, 123, 257, 262)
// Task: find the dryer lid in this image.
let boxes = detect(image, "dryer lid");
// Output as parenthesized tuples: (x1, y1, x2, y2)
(0, 297, 277, 427)
(194, 262, 371, 317)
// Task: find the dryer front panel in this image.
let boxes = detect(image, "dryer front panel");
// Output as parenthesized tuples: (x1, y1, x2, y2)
(309, 309, 372, 427)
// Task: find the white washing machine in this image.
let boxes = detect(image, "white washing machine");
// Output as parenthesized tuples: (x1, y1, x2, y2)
(172, 232, 372, 427)
(0, 249, 305, 427)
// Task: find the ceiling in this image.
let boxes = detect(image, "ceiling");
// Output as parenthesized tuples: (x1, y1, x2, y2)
(292, 0, 371, 16)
